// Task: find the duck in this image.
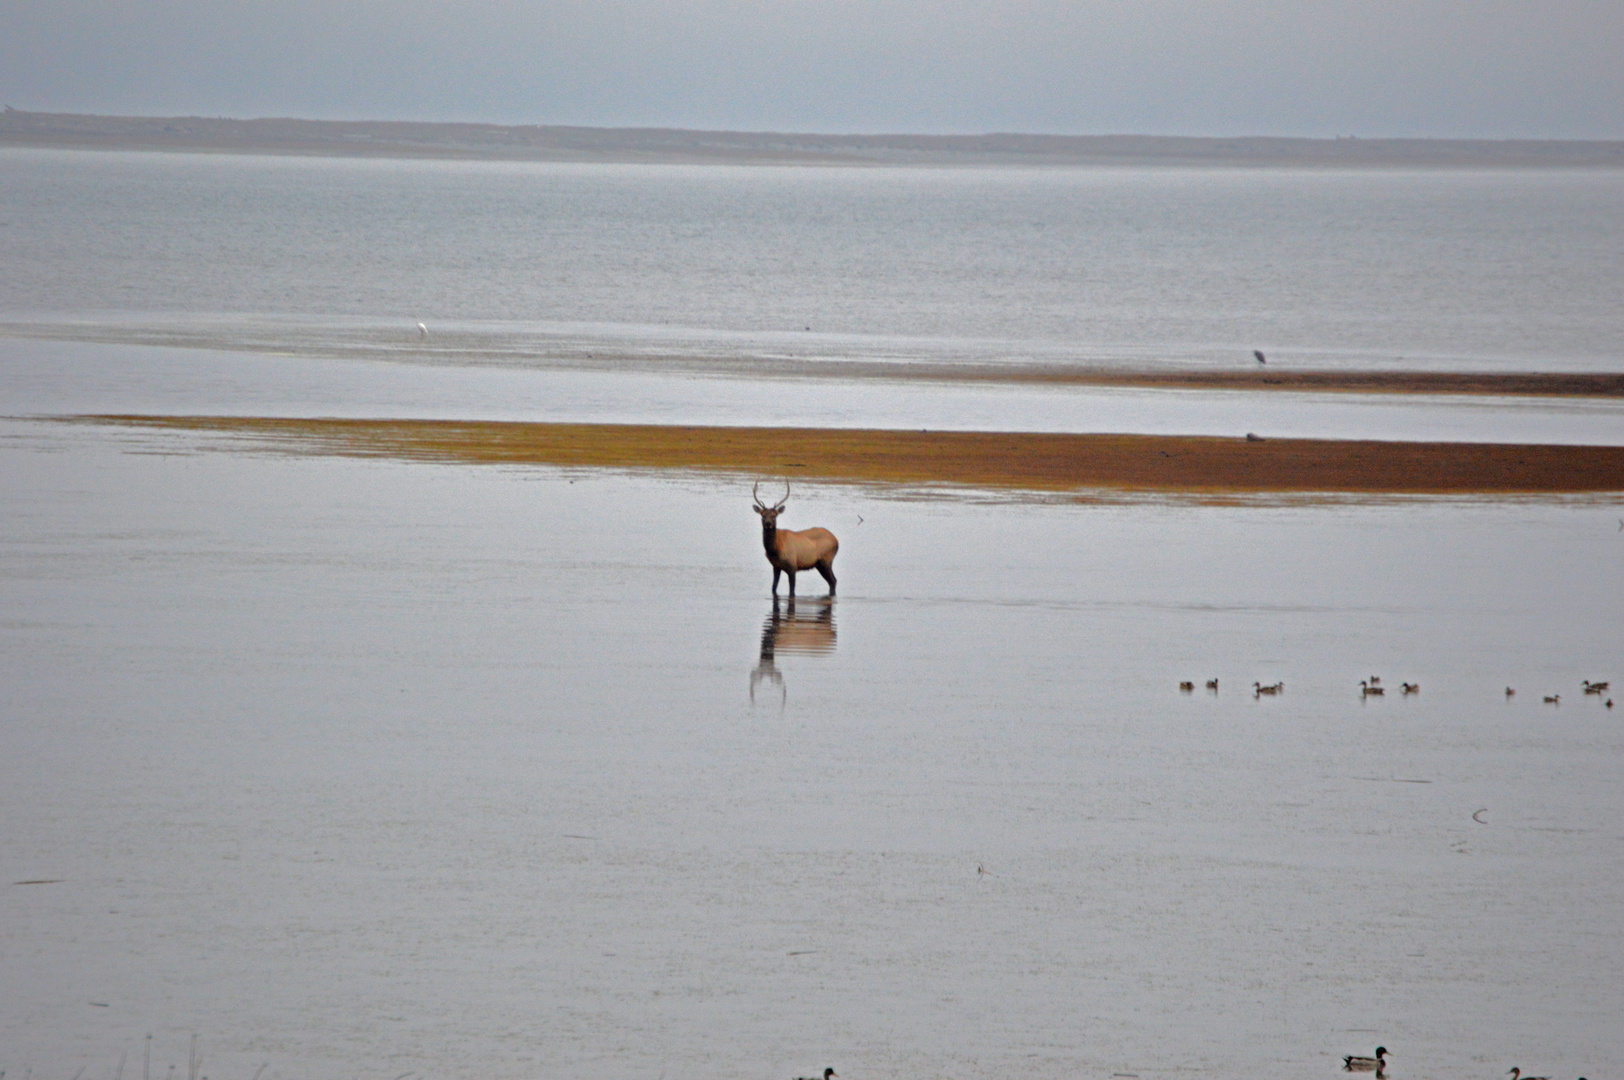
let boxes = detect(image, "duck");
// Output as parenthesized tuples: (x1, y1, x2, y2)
(1544, 694, 1560, 705)
(797, 1070, 837, 1080)
(1506, 686, 1516, 698)
(1206, 678, 1219, 691)
(1253, 681, 1283, 696)
(1343, 1047, 1389, 1072)
(1179, 681, 1195, 692)
(1582, 680, 1608, 695)
(1401, 682, 1420, 695)
(1506, 1069, 1549, 1080)
(1360, 680, 1385, 697)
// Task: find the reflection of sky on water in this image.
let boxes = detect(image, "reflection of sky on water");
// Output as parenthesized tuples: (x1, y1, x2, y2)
(2, 420, 1621, 1079)
(5, 337, 1623, 445)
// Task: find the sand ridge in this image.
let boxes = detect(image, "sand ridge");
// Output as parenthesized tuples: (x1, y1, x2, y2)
(75, 415, 1624, 495)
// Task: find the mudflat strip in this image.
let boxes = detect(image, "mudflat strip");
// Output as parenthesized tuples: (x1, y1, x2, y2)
(78, 415, 1624, 494)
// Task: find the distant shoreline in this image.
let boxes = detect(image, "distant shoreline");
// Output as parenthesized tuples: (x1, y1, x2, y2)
(5, 109, 1622, 168)
(75, 415, 1624, 495)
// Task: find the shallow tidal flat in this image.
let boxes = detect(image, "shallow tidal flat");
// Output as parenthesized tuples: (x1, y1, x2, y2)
(82, 415, 1624, 495)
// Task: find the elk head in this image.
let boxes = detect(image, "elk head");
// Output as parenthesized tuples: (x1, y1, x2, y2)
(752, 479, 790, 526)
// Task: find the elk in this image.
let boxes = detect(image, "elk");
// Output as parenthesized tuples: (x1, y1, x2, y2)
(752, 481, 838, 597)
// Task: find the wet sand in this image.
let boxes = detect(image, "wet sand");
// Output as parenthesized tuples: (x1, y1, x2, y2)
(80, 415, 1624, 494)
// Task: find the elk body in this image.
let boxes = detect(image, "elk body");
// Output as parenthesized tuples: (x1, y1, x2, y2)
(753, 482, 838, 597)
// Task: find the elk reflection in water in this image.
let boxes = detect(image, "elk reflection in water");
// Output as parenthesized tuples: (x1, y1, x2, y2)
(749, 597, 837, 706)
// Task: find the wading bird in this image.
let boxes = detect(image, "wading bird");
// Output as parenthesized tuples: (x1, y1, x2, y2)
(753, 481, 838, 598)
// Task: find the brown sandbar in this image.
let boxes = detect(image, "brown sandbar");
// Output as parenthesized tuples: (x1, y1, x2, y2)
(76, 415, 1624, 495)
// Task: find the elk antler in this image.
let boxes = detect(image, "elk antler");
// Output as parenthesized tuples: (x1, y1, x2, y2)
(774, 480, 790, 511)
(752, 480, 767, 511)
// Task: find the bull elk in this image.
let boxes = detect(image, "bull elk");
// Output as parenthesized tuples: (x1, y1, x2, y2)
(752, 481, 838, 597)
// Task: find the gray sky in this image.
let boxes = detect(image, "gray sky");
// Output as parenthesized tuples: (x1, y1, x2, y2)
(4, 1, 1621, 137)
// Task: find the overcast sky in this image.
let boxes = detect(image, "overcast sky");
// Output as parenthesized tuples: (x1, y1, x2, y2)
(4, 1, 1621, 138)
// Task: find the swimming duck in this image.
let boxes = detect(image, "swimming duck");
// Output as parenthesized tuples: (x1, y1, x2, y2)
(1506, 686, 1515, 698)
(1360, 680, 1385, 697)
(1544, 694, 1560, 705)
(1506, 1069, 1549, 1080)
(1206, 678, 1219, 691)
(797, 1070, 837, 1080)
(1401, 682, 1419, 694)
(1344, 1047, 1389, 1072)
(1179, 681, 1195, 692)
(1582, 680, 1608, 694)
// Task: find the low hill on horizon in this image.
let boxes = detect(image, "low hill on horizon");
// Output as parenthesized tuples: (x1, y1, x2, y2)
(4, 108, 1622, 167)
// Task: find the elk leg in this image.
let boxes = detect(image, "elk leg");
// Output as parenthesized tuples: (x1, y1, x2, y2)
(816, 560, 836, 595)
(786, 569, 797, 597)
(771, 567, 781, 595)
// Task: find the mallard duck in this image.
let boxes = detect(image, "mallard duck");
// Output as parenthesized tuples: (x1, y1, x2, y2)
(1344, 1047, 1389, 1072)
(1401, 682, 1420, 694)
(1544, 694, 1560, 705)
(1506, 1069, 1549, 1080)
(796, 1070, 837, 1080)
(1179, 681, 1195, 692)
(1582, 680, 1608, 694)
(1360, 680, 1385, 697)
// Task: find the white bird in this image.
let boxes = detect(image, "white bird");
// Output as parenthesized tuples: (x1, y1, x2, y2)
(416, 321, 428, 338)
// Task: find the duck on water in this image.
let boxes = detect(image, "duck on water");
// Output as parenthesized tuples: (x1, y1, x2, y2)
(1344, 1047, 1389, 1072)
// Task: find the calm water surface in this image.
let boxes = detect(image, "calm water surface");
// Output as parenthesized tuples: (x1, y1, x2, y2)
(3, 148, 1622, 371)
(2, 149, 1621, 1080)
(2, 419, 1621, 1080)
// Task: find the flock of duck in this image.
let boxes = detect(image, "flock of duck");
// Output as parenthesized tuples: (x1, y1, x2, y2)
(1175, 676, 1614, 706)
(1339, 1050, 1584, 1079)
(1510, 679, 1612, 709)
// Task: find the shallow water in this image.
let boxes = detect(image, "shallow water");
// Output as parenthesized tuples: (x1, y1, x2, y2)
(3, 147, 1621, 1080)
(4, 149, 1623, 371)
(2, 418, 1621, 1080)
(7, 337, 1624, 446)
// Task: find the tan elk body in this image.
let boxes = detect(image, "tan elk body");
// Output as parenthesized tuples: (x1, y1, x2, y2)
(752, 482, 838, 597)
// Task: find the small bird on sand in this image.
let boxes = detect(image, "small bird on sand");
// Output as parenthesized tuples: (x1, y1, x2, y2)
(1254, 349, 1266, 364)
(1344, 1047, 1389, 1072)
